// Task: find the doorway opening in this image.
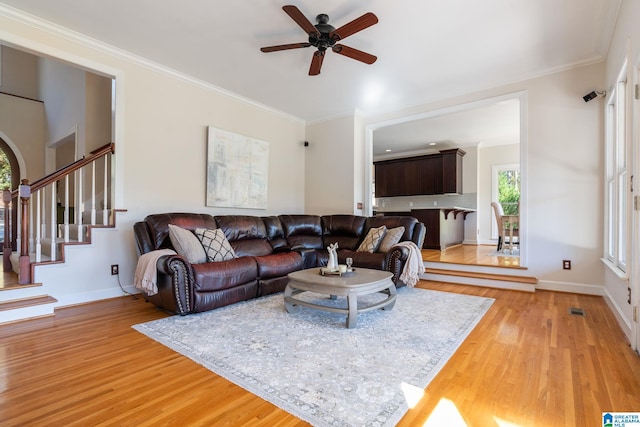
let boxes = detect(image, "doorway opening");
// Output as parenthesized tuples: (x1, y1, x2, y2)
(0, 138, 20, 254)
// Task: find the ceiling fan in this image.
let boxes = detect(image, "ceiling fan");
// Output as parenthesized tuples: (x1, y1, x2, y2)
(260, 5, 378, 76)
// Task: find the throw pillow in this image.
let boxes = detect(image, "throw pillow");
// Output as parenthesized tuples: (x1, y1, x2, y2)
(356, 225, 387, 253)
(168, 224, 207, 264)
(195, 228, 237, 262)
(377, 226, 405, 253)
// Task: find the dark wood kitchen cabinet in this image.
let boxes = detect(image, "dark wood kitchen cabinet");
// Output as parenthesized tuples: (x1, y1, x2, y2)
(441, 148, 464, 194)
(374, 148, 465, 197)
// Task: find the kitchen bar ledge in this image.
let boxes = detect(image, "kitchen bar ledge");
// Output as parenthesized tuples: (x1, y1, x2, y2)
(409, 208, 476, 250)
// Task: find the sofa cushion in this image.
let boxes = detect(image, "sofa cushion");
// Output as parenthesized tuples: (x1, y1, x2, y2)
(357, 225, 387, 253)
(321, 215, 366, 250)
(280, 214, 323, 249)
(168, 224, 207, 263)
(215, 215, 273, 257)
(377, 226, 405, 253)
(192, 257, 258, 292)
(195, 228, 237, 262)
(262, 216, 288, 251)
(254, 252, 304, 279)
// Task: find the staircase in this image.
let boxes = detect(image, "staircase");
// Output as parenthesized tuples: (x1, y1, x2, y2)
(0, 143, 115, 324)
(0, 283, 58, 324)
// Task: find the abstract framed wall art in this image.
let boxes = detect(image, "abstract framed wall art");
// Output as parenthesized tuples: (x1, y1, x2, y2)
(206, 126, 269, 209)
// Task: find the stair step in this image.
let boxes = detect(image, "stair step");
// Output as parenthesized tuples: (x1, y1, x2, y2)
(0, 294, 58, 312)
(0, 282, 41, 292)
(425, 267, 538, 284)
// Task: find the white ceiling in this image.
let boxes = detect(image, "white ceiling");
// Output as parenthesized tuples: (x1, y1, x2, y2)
(372, 98, 521, 158)
(0, 0, 620, 155)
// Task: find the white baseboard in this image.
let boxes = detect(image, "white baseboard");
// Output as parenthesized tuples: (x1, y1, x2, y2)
(602, 287, 633, 341)
(536, 280, 605, 296)
(54, 285, 140, 308)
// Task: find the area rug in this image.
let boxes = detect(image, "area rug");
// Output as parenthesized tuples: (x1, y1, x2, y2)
(133, 286, 494, 427)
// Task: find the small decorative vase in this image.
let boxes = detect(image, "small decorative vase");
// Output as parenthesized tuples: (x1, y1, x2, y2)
(327, 242, 338, 271)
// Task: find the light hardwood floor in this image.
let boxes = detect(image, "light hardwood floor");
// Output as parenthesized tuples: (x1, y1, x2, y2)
(1, 281, 638, 426)
(422, 244, 522, 269)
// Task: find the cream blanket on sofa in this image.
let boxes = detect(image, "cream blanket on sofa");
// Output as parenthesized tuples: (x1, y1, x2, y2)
(134, 249, 176, 296)
(395, 241, 425, 287)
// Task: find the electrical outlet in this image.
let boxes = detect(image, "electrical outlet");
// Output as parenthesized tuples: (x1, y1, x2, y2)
(562, 260, 571, 270)
(111, 264, 119, 275)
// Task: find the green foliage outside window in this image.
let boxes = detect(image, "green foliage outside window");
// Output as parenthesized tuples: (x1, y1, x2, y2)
(0, 150, 10, 190)
(498, 169, 520, 215)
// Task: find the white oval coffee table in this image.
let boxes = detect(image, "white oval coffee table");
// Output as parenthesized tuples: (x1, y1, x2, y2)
(284, 267, 396, 328)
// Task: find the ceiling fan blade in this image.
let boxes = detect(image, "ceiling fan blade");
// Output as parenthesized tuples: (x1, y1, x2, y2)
(332, 44, 377, 64)
(331, 12, 378, 40)
(309, 51, 325, 76)
(282, 5, 320, 36)
(261, 43, 311, 52)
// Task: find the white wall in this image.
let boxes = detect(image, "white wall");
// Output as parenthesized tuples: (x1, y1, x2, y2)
(85, 71, 113, 151)
(38, 57, 86, 155)
(0, 93, 44, 181)
(305, 115, 356, 215)
(0, 45, 38, 99)
(0, 8, 306, 307)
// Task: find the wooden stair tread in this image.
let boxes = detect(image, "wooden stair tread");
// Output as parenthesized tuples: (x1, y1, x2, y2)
(0, 295, 58, 311)
(425, 267, 538, 284)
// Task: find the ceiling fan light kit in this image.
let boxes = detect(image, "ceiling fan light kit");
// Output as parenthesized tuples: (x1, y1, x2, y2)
(260, 5, 378, 76)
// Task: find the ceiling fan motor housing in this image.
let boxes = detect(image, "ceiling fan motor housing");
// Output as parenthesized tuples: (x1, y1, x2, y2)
(309, 14, 336, 51)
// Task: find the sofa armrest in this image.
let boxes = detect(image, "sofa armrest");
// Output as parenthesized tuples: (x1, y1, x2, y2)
(133, 221, 155, 255)
(385, 245, 411, 286)
(151, 254, 195, 315)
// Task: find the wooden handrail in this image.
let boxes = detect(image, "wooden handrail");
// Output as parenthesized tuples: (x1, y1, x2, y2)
(8, 143, 115, 198)
(31, 143, 115, 193)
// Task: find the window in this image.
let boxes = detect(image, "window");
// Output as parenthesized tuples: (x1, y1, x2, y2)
(604, 64, 629, 274)
(491, 163, 520, 238)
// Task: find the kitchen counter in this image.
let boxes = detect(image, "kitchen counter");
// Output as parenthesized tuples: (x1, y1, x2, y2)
(410, 208, 476, 250)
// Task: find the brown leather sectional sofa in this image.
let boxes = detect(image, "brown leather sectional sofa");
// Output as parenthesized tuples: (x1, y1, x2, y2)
(133, 213, 426, 315)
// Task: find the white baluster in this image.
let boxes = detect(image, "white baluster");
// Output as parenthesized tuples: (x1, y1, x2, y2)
(77, 168, 84, 242)
(63, 175, 69, 243)
(35, 190, 41, 263)
(50, 183, 56, 260)
(41, 188, 46, 237)
(91, 161, 96, 226)
(28, 193, 34, 252)
(103, 156, 108, 225)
